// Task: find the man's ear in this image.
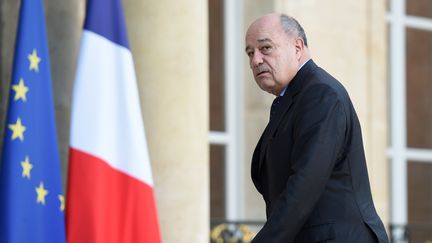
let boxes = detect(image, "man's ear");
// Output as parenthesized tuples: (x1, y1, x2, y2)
(295, 38, 304, 51)
(295, 38, 304, 57)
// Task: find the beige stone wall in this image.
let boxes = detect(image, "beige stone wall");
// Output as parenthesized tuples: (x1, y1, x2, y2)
(1, 0, 210, 242)
(242, 0, 389, 228)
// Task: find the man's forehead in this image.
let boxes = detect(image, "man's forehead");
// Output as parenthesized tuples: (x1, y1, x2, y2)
(248, 15, 280, 32)
(250, 14, 280, 28)
(245, 27, 280, 47)
(246, 18, 282, 41)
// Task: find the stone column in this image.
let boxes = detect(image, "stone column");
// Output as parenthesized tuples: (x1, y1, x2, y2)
(124, 1, 209, 242)
(45, 0, 85, 188)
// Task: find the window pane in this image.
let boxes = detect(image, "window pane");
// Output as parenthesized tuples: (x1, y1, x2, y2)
(210, 145, 225, 219)
(406, 28, 432, 149)
(408, 161, 432, 241)
(407, 0, 432, 19)
(209, 0, 225, 131)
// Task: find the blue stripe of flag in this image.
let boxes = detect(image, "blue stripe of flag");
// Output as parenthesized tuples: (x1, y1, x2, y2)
(84, 0, 130, 48)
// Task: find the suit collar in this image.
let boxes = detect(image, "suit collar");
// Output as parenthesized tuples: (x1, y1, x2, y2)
(268, 59, 317, 129)
(257, 59, 318, 171)
(284, 59, 316, 99)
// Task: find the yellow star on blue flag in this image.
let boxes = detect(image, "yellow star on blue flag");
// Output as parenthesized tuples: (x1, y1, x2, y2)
(0, 0, 66, 242)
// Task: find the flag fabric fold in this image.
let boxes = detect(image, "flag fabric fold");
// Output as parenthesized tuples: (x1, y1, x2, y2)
(66, 0, 162, 242)
(0, 0, 66, 242)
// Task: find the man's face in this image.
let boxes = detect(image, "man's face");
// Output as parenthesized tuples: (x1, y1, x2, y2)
(245, 15, 300, 95)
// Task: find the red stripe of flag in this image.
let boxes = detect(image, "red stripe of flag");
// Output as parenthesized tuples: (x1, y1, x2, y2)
(66, 148, 161, 243)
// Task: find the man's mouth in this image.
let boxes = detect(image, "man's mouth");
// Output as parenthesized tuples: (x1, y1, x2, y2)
(256, 70, 269, 77)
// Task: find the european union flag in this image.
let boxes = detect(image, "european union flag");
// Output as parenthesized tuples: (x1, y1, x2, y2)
(0, 0, 66, 242)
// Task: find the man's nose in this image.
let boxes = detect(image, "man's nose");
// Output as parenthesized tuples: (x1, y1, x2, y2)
(251, 51, 264, 68)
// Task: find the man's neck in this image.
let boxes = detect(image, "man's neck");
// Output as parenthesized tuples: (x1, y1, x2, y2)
(279, 58, 311, 97)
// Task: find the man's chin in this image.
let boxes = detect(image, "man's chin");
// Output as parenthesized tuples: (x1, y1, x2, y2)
(260, 85, 276, 95)
(256, 79, 274, 90)
(262, 86, 276, 95)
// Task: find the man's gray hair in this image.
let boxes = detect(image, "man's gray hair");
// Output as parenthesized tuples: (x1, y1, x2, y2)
(280, 14, 308, 47)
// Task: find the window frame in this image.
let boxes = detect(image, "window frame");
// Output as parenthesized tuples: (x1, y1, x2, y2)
(388, 0, 432, 240)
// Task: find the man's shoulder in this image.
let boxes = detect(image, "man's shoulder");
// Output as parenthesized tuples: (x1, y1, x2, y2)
(306, 67, 350, 100)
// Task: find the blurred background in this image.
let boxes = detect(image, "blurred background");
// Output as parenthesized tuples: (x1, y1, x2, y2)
(1, 0, 431, 242)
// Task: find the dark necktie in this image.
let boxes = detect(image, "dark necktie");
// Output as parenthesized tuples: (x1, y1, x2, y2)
(270, 96, 281, 120)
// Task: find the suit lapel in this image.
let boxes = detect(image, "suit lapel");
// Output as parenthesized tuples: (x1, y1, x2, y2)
(257, 60, 318, 171)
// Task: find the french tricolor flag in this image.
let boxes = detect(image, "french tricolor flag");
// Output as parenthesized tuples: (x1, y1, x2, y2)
(66, 0, 162, 242)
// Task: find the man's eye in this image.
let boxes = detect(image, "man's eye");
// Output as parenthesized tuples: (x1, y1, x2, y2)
(247, 51, 254, 57)
(261, 46, 271, 53)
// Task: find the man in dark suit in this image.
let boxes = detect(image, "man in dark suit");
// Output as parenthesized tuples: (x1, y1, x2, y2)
(245, 13, 389, 242)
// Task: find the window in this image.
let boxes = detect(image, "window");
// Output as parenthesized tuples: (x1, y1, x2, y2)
(208, 0, 243, 223)
(388, 0, 432, 241)
(209, 0, 226, 220)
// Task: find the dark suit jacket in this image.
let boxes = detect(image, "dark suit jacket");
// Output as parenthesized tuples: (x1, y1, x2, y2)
(251, 60, 389, 243)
